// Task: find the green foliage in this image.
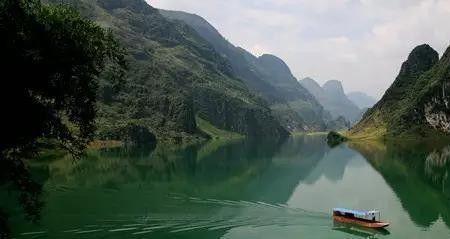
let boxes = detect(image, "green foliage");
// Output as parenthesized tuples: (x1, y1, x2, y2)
(0, 1, 125, 236)
(327, 131, 348, 147)
(59, 0, 288, 143)
(0, 0, 126, 159)
(160, 10, 328, 132)
(352, 44, 450, 138)
(196, 116, 244, 140)
(255, 55, 330, 130)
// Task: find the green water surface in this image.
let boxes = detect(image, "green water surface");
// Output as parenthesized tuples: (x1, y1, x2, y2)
(1, 135, 450, 238)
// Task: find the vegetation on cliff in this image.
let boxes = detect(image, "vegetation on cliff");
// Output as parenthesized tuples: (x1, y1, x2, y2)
(349, 140, 450, 227)
(0, 0, 126, 236)
(0, 0, 125, 158)
(57, 0, 288, 144)
(350, 44, 450, 139)
(160, 9, 329, 132)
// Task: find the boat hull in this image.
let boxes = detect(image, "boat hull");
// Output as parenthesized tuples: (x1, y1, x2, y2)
(333, 215, 390, 228)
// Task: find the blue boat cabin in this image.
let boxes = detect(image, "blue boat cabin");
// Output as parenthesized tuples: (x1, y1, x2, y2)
(333, 208, 381, 222)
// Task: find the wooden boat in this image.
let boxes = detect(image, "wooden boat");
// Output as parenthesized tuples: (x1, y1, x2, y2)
(333, 208, 390, 228)
(333, 222, 391, 237)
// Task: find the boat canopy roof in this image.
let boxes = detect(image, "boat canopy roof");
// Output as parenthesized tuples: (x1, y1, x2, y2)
(333, 208, 379, 216)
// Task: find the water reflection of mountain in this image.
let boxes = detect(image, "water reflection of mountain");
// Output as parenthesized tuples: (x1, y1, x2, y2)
(32, 136, 331, 204)
(3, 135, 365, 238)
(243, 135, 330, 203)
(350, 141, 450, 228)
(304, 145, 358, 184)
(0, 137, 313, 238)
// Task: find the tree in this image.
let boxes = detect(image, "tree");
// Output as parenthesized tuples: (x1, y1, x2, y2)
(0, 1, 126, 237)
(0, 0, 126, 158)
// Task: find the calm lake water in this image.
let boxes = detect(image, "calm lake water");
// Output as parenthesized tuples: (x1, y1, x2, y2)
(2, 135, 450, 238)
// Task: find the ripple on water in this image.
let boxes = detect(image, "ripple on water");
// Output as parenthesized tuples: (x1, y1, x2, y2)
(18, 197, 331, 238)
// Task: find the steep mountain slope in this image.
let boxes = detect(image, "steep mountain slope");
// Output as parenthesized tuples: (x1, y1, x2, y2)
(56, 0, 288, 143)
(347, 92, 377, 109)
(300, 78, 361, 123)
(160, 9, 328, 131)
(350, 44, 450, 138)
(159, 10, 283, 103)
(255, 54, 329, 129)
(300, 77, 325, 100)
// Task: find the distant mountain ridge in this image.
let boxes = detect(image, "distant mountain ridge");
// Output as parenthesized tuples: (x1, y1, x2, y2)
(347, 92, 377, 109)
(160, 9, 330, 131)
(350, 44, 450, 138)
(300, 78, 361, 123)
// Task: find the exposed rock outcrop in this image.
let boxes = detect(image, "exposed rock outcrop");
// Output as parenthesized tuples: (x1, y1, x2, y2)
(350, 44, 450, 138)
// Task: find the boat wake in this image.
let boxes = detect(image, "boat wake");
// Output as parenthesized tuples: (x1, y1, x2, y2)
(18, 195, 331, 238)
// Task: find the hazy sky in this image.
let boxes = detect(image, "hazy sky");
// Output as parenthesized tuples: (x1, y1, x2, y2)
(147, 0, 450, 98)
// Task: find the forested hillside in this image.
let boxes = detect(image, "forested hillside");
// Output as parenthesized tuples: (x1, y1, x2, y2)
(160, 9, 331, 131)
(350, 44, 450, 138)
(54, 0, 288, 143)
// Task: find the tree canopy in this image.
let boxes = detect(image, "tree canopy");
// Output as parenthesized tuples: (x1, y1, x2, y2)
(0, 0, 126, 160)
(0, 1, 126, 236)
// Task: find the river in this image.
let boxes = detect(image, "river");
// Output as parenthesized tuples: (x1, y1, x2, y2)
(1, 135, 450, 238)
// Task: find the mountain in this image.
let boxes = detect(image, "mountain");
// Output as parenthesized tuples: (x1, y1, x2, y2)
(160, 9, 329, 131)
(347, 92, 377, 109)
(300, 78, 361, 123)
(350, 44, 450, 139)
(55, 0, 288, 143)
(254, 54, 328, 129)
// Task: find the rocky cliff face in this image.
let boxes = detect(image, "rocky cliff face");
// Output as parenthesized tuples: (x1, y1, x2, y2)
(322, 80, 345, 97)
(351, 44, 450, 138)
(425, 96, 450, 133)
(257, 54, 298, 89)
(254, 54, 328, 130)
(60, 0, 288, 142)
(160, 9, 329, 132)
(300, 78, 324, 99)
(410, 48, 450, 134)
(193, 87, 289, 139)
(256, 54, 315, 101)
(159, 9, 286, 104)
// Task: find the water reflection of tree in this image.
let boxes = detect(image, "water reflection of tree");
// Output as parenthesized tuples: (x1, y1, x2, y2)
(0, 158, 43, 239)
(0, 0, 125, 236)
(4, 136, 331, 239)
(26, 136, 327, 206)
(350, 141, 450, 228)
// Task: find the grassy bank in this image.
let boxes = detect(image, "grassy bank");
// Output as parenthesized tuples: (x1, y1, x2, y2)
(346, 127, 450, 144)
(196, 116, 244, 140)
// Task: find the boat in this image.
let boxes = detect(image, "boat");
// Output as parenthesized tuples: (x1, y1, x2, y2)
(332, 208, 390, 228)
(333, 221, 390, 237)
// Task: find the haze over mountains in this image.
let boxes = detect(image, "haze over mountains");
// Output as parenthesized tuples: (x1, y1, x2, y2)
(300, 78, 362, 123)
(160, 9, 370, 130)
(158, 5, 450, 139)
(43, 0, 449, 142)
(347, 92, 377, 109)
(160, 9, 332, 132)
(50, 0, 352, 144)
